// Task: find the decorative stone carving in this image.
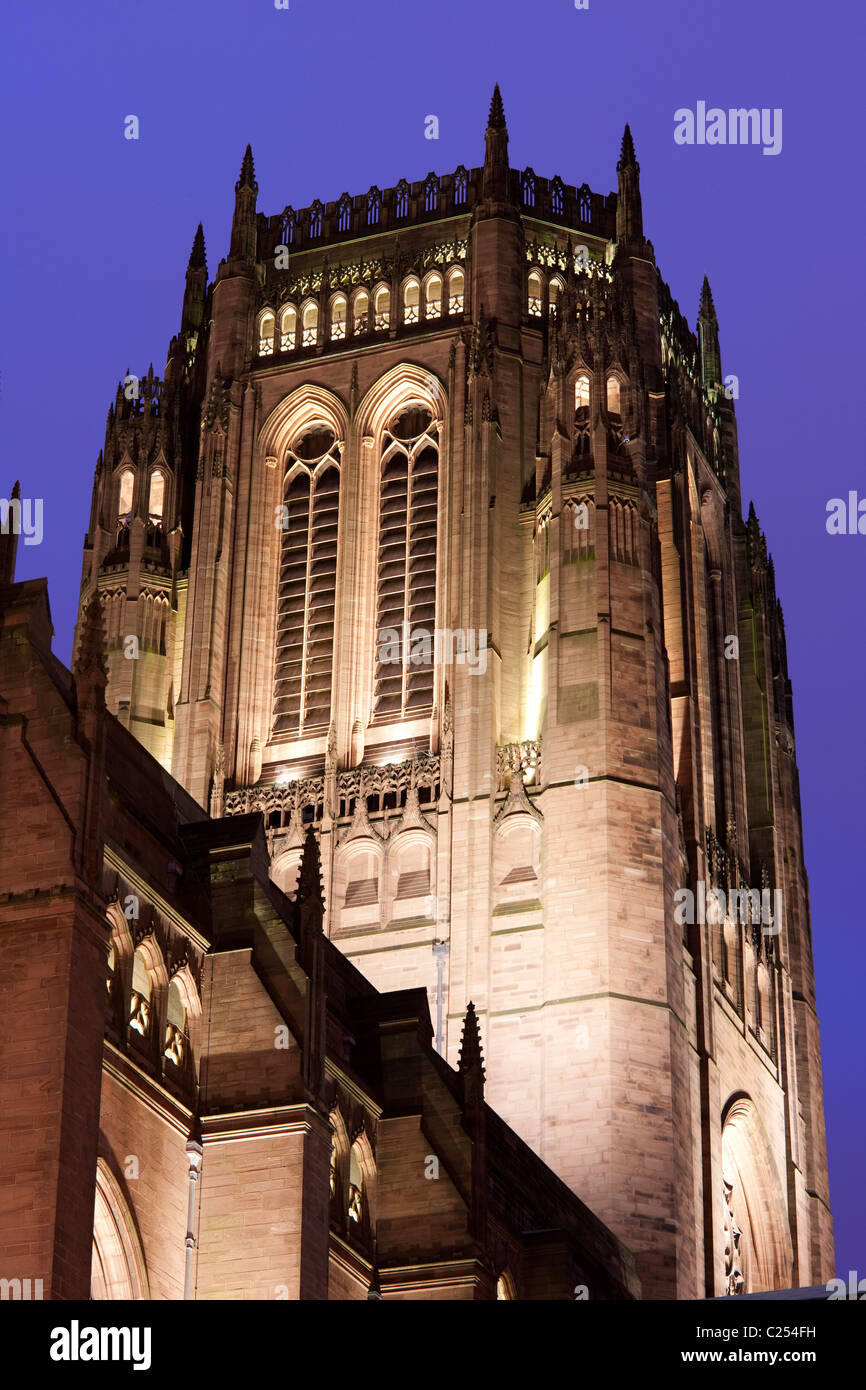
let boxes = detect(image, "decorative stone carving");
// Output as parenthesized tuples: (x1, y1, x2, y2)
(496, 740, 542, 791)
(723, 1177, 745, 1296)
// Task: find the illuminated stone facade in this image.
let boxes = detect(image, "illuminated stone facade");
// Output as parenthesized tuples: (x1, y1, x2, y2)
(2, 88, 832, 1300)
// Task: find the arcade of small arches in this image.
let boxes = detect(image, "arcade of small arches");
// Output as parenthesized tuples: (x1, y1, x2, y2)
(525, 264, 608, 322)
(328, 1114, 376, 1248)
(105, 903, 201, 1085)
(257, 267, 466, 357)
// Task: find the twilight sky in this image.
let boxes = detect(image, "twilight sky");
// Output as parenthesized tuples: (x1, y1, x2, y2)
(2, 0, 862, 1281)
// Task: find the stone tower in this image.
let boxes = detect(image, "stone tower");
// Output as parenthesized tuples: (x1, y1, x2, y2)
(75, 227, 207, 766)
(76, 89, 833, 1297)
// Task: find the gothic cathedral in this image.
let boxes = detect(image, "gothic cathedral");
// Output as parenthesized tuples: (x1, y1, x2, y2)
(26, 87, 831, 1299)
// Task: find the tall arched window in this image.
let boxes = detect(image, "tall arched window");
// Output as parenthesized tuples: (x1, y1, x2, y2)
(258, 311, 275, 356)
(164, 979, 186, 1066)
(117, 468, 134, 520)
(548, 276, 563, 317)
(280, 304, 297, 351)
(302, 301, 318, 347)
(373, 406, 438, 721)
(374, 285, 390, 330)
(273, 428, 341, 737)
(147, 470, 165, 521)
(527, 271, 543, 317)
(606, 376, 621, 414)
(352, 289, 369, 335)
(330, 294, 347, 341)
(447, 267, 464, 314)
(129, 950, 151, 1038)
(424, 273, 442, 320)
(574, 374, 590, 410)
(402, 277, 420, 324)
(348, 1145, 364, 1223)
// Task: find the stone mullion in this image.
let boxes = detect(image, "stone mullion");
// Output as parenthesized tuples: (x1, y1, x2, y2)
(353, 435, 378, 761)
(431, 417, 449, 749)
(299, 470, 315, 733)
(230, 381, 265, 787)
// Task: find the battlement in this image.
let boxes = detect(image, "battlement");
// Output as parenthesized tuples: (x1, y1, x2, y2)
(254, 163, 616, 264)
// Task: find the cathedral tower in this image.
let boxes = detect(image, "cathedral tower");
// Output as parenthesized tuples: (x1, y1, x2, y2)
(77, 93, 833, 1297)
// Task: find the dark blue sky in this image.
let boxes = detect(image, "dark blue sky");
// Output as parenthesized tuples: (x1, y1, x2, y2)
(2, 0, 862, 1281)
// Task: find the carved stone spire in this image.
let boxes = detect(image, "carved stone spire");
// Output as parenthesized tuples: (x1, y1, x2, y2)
(209, 743, 225, 819)
(487, 83, 506, 130)
(229, 144, 258, 265)
(237, 143, 257, 193)
(181, 224, 208, 337)
(482, 84, 510, 203)
(698, 275, 722, 387)
(188, 222, 207, 270)
(296, 822, 324, 906)
(616, 122, 644, 244)
(458, 1001, 486, 1092)
(74, 590, 108, 687)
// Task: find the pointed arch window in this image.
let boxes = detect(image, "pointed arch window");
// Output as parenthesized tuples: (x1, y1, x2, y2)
(606, 376, 624, 449)
(117, 468, 134, 520)
(373, 407, 438, 722)
(330, 294, 347, 341)
(129, 950, 151, 1038)
(302, 302, 318, 347)
(273, 430, 342, 738)
(527, 271, 543, 317)
(374, 285, 390, 331)
(280, 304, 297, 351)
(402, 277, 420, 324)
(348, 1145, 364, 1223)
(352, 289, 369, 335)
(447, 267, 464, 315)
(258, 311, 276, 356)
(424, 273, 442, 320)
(147, 470, 165, 522)
(164, 979, 187, 1066)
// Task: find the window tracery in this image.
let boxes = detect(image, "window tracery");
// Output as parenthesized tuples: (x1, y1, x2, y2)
(273, 429, 342, 738)
(372, 406, 438, 721)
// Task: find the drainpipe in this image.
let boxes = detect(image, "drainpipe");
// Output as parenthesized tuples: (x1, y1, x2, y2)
(183, 1139, 203, 1300)
(432, 941, 449, 1056)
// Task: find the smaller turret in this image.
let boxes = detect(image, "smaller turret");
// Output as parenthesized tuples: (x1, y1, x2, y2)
(227, 144, 258, 267)
(616, 123, 644, 245)
(181, 223, 208, 336)
(481, 85, 510, 204)
(698, 276, 722, 388)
